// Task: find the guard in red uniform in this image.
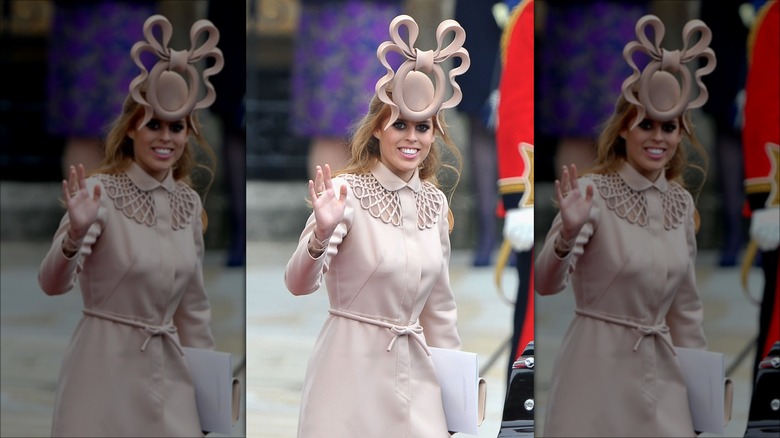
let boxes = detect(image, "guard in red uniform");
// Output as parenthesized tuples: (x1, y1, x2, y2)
(496, 2, 535, 435)
(742, 1, 779, 435)
(495, 0, 535, 378)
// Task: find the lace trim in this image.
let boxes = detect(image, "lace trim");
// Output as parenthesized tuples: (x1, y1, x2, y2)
(98, 173, 198, 229)
(661, 183, 689, 230)
(169, 183, 199, 230)
(593, 174, 648, 226)
(592, 174, 688, 230)
(342, 174, 443, 229)
(415, 182, 444, 229)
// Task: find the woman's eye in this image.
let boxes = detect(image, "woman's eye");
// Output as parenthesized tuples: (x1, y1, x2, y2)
(416, 124, 430, 132)
(146, 120, 160, 130)
(662, 123, 677, 133)
(392, 121, 406, 130)
(171, 123, 185, 133)
(638, 120, 653, 130)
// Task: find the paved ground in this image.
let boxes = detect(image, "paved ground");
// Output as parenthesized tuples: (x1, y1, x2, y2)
(1, 238, 764, 437)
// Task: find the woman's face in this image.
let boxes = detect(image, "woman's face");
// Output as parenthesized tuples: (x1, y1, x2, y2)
(128, 117, 188, 181)
(620, 116, 681, 181)
(373, 118, 434, 181)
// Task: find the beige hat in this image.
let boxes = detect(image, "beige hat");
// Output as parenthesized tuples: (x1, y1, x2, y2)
(375, 15, 470, 130)
(621, 15, 716, 133)
(129, 15, 224, 134)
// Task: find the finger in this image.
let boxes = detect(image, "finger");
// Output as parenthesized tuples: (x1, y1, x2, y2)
(77, 164, 87, 190)
(308, 180, 318, 202)
(569, 164, 581, 192)
(338, 183, 348, 203)
(62, 180, 71, 202)
(323, 164, 333, 190)
(554, 180, 563, 202)
(92, 184, 102, 202)
(560, 166, 571, 194)
(584, 184, 594, 203)
(68, 166, 78, 193)
(314, 166, 324, 192)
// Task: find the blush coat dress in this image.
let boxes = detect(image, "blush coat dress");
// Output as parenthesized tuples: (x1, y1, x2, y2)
(535, 161, 707, 437)
(38, 162, 215, 437)
(285, 161, 461, 438)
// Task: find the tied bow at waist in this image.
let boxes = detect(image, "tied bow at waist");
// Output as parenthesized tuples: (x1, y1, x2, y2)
(82, 308, 183, 355)
(575, 308, 676, 355)
(329, 308, 431, 355)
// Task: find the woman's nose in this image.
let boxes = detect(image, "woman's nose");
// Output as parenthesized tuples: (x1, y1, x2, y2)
(652, 126, 664, 141)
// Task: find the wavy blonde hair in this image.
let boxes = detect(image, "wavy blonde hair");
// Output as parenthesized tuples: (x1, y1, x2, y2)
(584, 92, 709, 230)
(586, 93, 708, 191)
(335, 92, 463, 231)
(91, 93, 218, 229)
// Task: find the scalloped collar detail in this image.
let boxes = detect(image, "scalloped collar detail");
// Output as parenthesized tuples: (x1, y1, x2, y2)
(98, 163, 197, 229)
(592, 162, 688, 230)
(342, 162, 442, 229)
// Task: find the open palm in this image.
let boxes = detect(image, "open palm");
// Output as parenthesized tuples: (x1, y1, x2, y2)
(309, 164, 348, 240)
(62, 164, 101, 240)
(555, 164, 594, 241)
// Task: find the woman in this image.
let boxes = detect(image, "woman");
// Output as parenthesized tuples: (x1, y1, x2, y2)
(38, 15, 223, 437)
(284, 15, 469, 437)
(535, 14, 716, 437)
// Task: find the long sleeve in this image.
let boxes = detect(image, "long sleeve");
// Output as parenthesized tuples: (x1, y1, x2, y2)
(174, 197, 216, 350)
(38, 178, 105, 296)
(666, 192, 707, 349)
(419, 195, 461, 350)
(284, 180, 355, 296)
(535, 179, 598, 296)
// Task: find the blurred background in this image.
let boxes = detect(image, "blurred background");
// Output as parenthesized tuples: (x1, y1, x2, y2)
(1, 1, 246, 436)
(1, 0, 773, 437)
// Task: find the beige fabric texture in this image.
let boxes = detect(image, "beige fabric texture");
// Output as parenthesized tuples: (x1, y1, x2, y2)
(39, 162, 215, 437)
(285, 161, 461, 437)
(536, 161, 707, 437)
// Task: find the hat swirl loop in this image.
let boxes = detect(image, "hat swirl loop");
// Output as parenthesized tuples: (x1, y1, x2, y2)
(621, 15, 716, 133)
(375, 15, 470, 130)
(129, 15, 224, 134)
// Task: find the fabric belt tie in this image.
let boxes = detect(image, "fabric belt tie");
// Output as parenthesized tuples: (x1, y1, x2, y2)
(329, 308, 431, 356)
(575, 308, 676, 355)
(83, 308, 183, 356)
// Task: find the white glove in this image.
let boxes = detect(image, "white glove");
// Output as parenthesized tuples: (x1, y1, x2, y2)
(750, 207, 780, 251)
(504, 207, 534, 251)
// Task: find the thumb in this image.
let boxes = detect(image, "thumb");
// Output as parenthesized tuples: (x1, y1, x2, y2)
(584, 184, 594, 202)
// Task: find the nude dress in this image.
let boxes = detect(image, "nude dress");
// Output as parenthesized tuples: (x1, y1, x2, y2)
(535, 161, 706, 437)
(285, 161, 461, 437)
(39, 162, 215, 437)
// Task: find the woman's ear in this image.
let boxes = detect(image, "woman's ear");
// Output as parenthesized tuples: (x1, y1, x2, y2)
(127, 129, 136, 140)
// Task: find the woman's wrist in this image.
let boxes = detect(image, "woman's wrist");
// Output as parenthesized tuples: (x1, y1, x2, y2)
(61, 232, 80, 258)
(553, 231, 575, 257)
(307, 232, 328, 258)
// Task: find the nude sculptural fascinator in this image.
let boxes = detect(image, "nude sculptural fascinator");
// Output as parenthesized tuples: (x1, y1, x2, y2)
(621, 14, 716, 133)
(375, 15, 470, 130)
(128, 14, 224, 134)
